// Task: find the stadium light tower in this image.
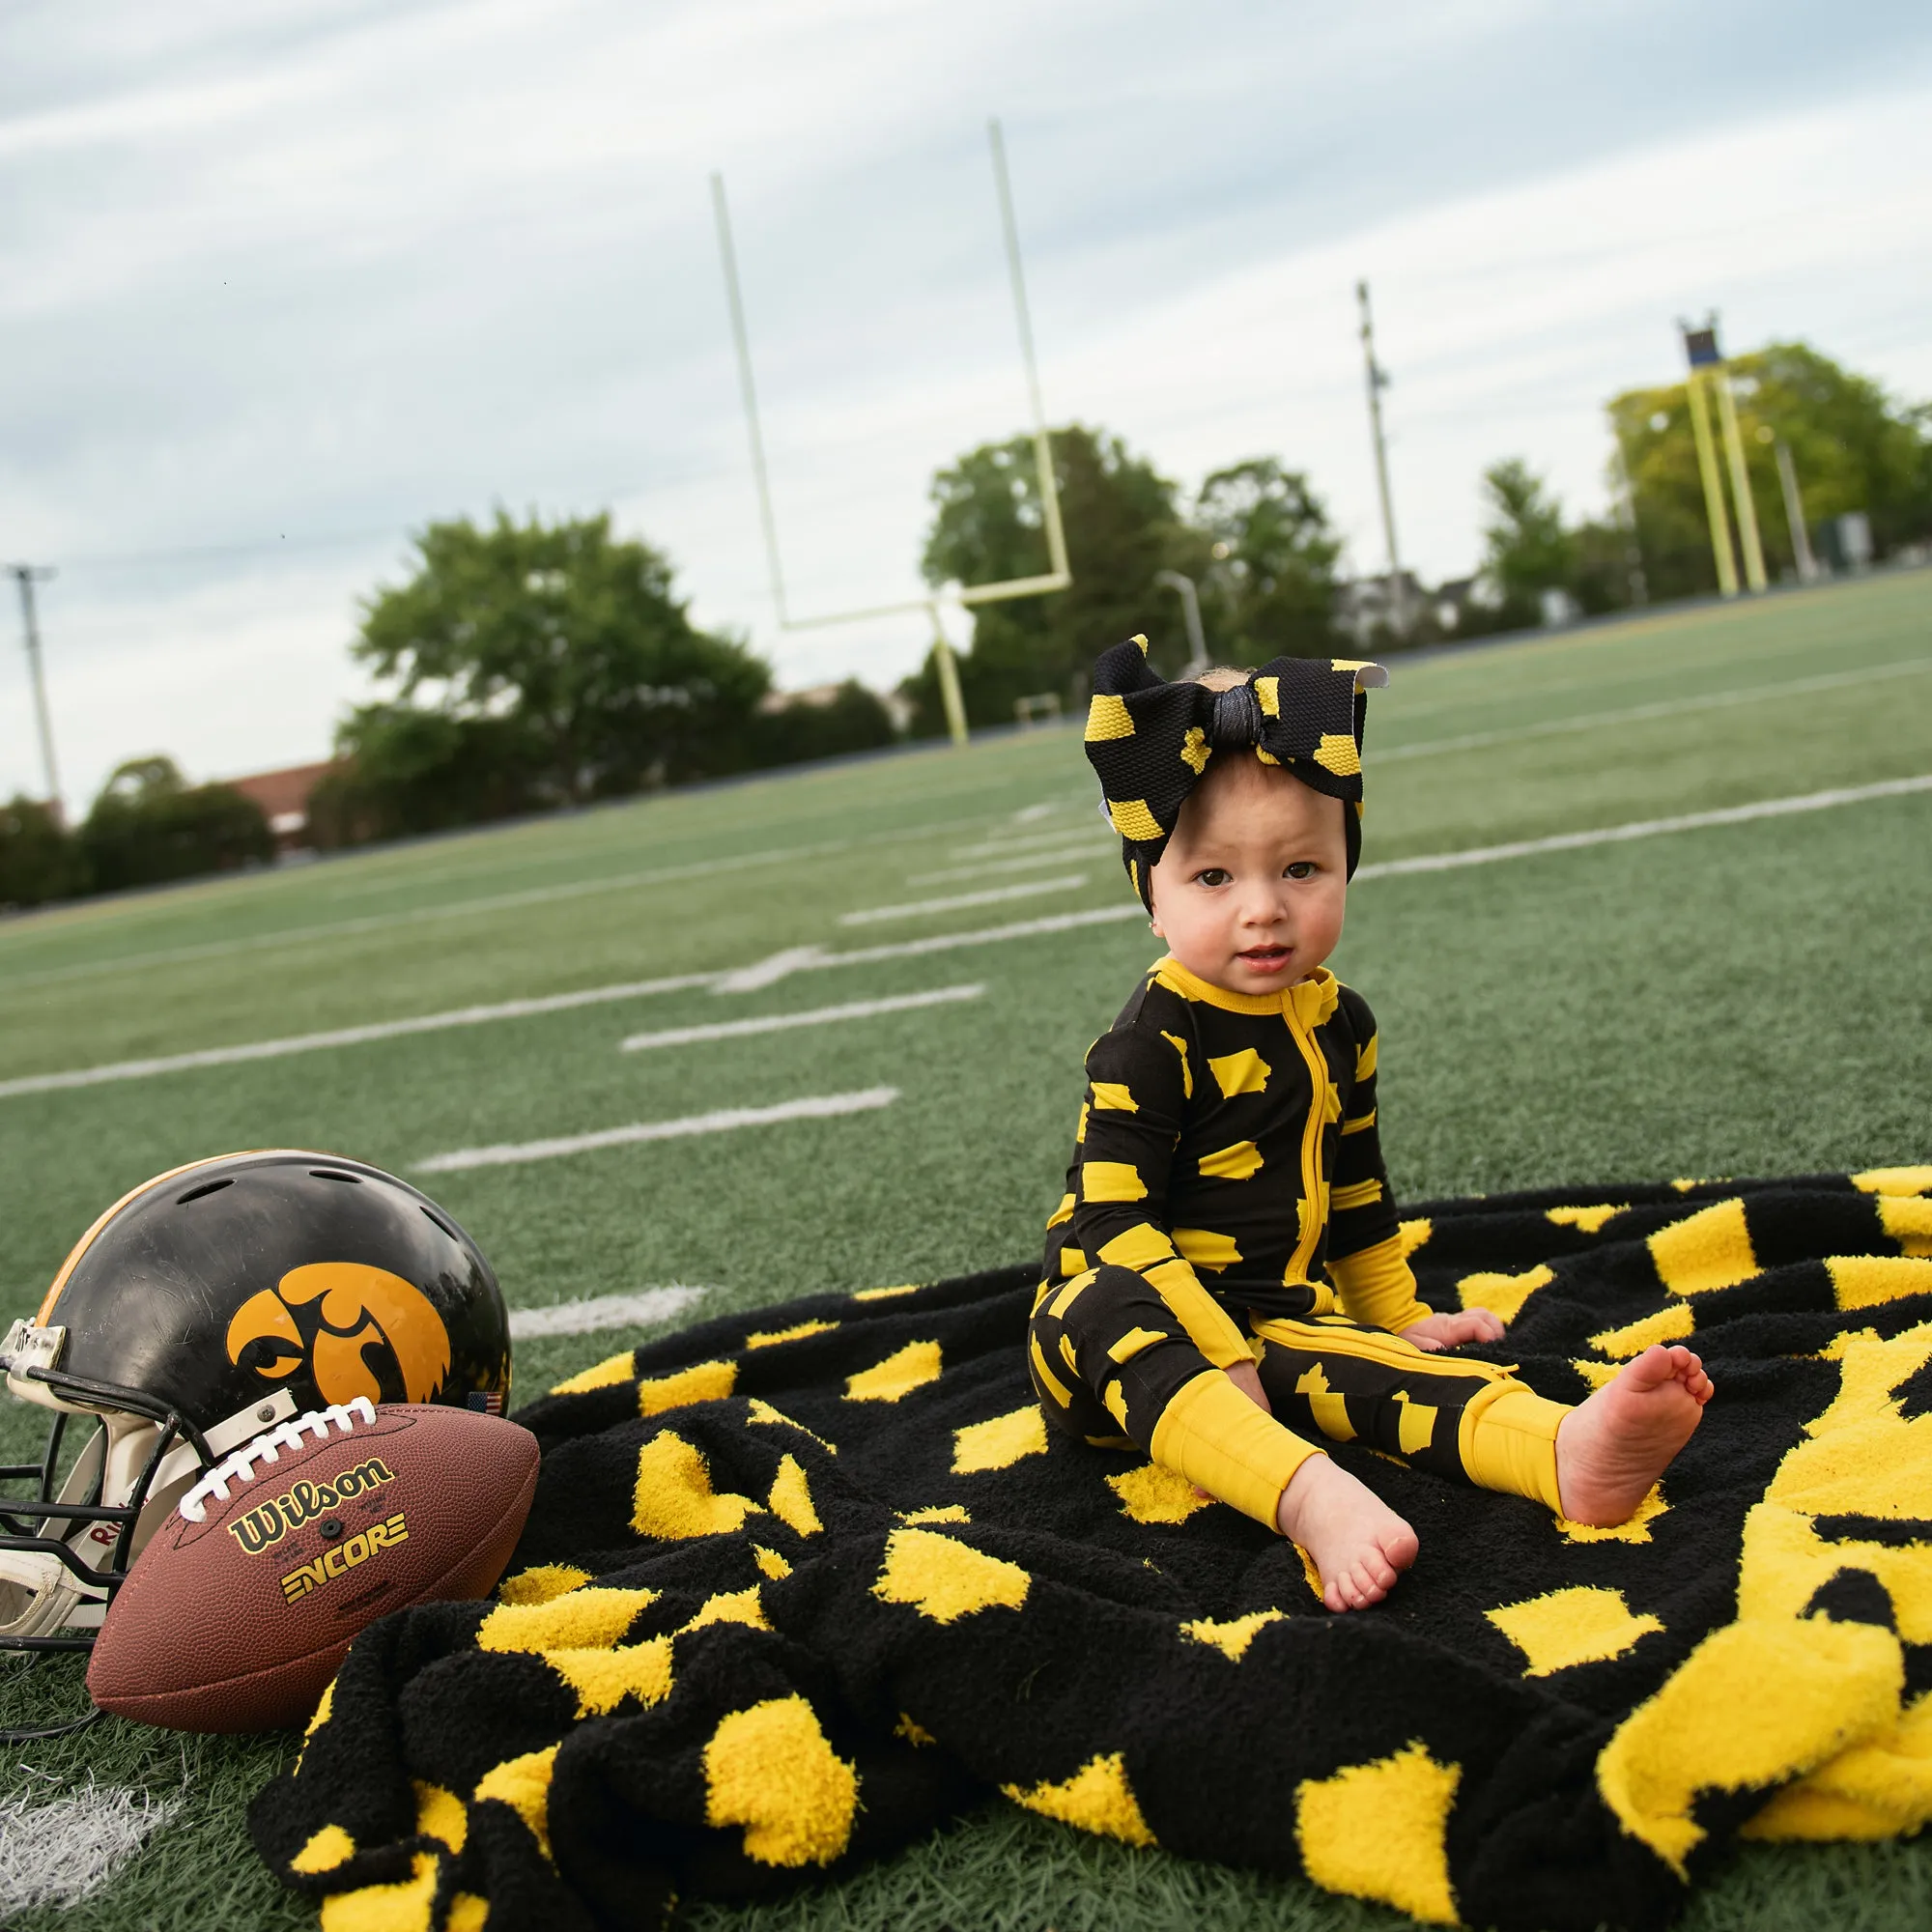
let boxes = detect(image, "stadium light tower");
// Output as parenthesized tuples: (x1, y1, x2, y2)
(1355, 281, 1406, 640)
(8, 563, 62, 820)
(712, 118, 1071, 749)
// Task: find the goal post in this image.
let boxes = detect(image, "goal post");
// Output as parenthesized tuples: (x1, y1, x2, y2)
(711, 118, 1071, 747)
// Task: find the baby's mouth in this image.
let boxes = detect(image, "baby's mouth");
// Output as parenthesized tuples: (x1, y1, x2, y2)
(1236, 944, 1293, 973)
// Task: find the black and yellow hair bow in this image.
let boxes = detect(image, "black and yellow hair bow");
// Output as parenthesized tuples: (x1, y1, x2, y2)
(1082, 635, 1389, 906)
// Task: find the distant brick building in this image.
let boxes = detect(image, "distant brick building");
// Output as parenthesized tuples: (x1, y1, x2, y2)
(225, 761, 336, 853)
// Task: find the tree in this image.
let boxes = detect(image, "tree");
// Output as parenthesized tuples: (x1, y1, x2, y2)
(1608, 342, 1932, 600)
(352, 512, 771, 808)
(1193, 459, 1342, 661)
(904, 425, 1192, 733)
(1477, 459, 1577, 629)
(749, 683, 898, 768)
(0, 795, 83, 908)
(77, 756, 272, 894)
(307, 707, 544, 848)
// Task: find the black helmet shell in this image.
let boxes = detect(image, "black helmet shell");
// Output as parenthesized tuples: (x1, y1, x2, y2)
(38, 1150, 512, 1430)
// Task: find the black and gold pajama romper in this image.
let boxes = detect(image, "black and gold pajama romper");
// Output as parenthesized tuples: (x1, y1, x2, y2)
(1030, 956, 1569, 1526)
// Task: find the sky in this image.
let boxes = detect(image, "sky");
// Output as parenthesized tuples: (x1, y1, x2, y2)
(5, 0, 1932, 809)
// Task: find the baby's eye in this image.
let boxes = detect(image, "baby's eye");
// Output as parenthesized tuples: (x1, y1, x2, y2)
(1284, 861, 1316, 880)
(1193, 867, 1232, 888)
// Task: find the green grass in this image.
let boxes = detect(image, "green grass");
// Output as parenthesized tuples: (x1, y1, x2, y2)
(3, 570, 1930, 1929)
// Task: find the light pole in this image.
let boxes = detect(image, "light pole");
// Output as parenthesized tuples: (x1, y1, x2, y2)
(1771, 437, 1819, 583)
(1355, 280, 1406, 639)
(1152, 570, 1208, 676)
(1608, 434, 1649, 608)
(8, 564, 62, 821)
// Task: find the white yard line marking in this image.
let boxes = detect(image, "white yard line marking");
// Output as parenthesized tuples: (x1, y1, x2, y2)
(15, 659, 1918, 996)
(1374, 657, 1932, 765)
(1352, 774, 1932, 877)
(0, 813, 980, 993)
(907, 843, 1110, 886)
(0, 1785, 183, 1916)
(950, 824, 1108, 859)
(414, 1087, 900, 1173)
(8, 773, 1927, 1098)
(620, 984, 981, 1052)
(0, 973, 721, 1099)
(838, 876, 1087, 925)
(508, 1285, 708, 1339)
(0, 849, 820, 991)
(712, 946, 828, 994)
(803, 905, 1145, 968)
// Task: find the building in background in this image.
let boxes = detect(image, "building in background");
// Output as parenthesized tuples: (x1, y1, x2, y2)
(226, 760, 336, 854)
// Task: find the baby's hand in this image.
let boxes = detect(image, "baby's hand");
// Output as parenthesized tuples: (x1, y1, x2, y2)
(1401, 1309, 1506, 1352)
(1225, 1358, 1271, 1413)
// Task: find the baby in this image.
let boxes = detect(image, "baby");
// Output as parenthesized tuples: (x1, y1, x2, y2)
(1032, 639, 1712, 1611)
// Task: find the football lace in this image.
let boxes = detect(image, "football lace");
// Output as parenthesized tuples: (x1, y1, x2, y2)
(176, 1396, 379, 1523)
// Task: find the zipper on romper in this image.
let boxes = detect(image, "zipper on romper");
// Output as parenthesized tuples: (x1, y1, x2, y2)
(1280, 995, 1331, 1287)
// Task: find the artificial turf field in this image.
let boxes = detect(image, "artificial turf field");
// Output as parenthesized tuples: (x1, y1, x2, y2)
(3, 568, 1931, 1930)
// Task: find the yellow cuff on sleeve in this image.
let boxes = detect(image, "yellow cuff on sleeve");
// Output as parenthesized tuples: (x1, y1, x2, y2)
(1329, 1234, 1431, 1335)
(1150, 1370, 1323, 1527)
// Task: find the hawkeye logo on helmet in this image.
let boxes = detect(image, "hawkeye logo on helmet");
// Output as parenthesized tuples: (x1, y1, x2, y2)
(225, 1262, 452, 1409)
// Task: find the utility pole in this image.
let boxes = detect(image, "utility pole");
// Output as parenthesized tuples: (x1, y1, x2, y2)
(1355, 281, 1406, 639)
(8, 564, 62, 821)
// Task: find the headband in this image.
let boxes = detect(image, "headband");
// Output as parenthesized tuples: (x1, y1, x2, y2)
(1082, 636, 1388, 907)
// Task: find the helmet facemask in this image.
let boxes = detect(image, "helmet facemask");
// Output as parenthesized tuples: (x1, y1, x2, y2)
(1, 1328, 300, 1672)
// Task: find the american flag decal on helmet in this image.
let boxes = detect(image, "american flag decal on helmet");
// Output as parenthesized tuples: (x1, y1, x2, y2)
(467, 1391, 504, 1415)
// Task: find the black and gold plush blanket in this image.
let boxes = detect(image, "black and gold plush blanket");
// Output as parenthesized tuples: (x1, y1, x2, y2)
(251, 1170, 1932, 1932)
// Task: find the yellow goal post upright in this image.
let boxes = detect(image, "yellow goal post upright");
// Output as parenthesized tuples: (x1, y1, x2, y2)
(1679, 317, 1768, 598)
(710, 119, 1071, 749)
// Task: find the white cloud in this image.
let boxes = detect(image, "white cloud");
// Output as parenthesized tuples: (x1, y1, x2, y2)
(2, 0, 1928, 805)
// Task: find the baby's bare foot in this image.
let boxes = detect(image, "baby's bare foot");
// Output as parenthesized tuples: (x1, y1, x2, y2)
(1556, 1344, 1713, 1525)
(1275, 1455, 1419, 1612)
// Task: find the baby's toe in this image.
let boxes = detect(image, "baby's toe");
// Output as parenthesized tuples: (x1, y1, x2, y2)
(1350, 1560, 1391, 1605)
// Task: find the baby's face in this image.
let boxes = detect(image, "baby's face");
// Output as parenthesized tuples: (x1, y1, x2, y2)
(1147, 756, 1349, 998)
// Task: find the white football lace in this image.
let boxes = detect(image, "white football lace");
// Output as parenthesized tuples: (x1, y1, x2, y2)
(176, 1396, 378, 1523)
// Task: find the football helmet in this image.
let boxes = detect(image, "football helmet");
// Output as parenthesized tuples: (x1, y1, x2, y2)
(0, 1151, 512, 1702)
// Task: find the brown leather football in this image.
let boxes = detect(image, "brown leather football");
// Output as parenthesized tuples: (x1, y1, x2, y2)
(87, 1399, 538, 1732)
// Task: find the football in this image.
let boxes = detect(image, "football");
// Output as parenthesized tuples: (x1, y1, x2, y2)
(87, 1397, 539, 1732)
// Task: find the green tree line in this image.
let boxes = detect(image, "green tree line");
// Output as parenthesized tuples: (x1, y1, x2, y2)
(8, 340, 1926, 910)
(0, 758, 275, 910)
